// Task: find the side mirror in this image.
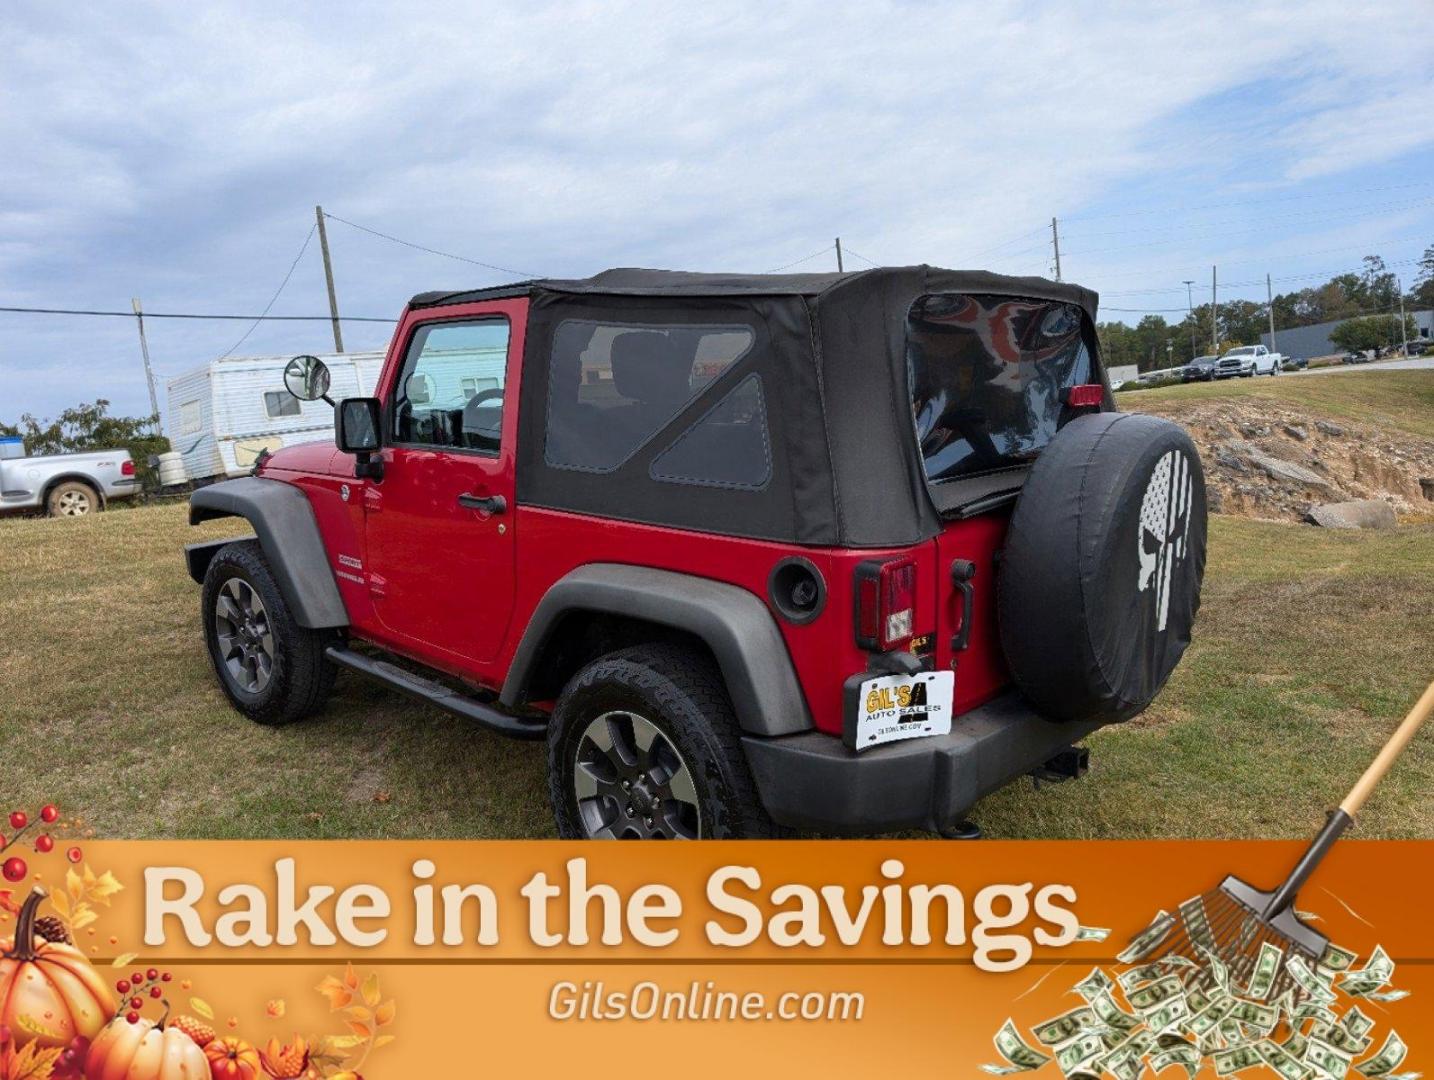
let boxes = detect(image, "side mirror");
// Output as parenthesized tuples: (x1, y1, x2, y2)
(284, 355, 332, 402)
(336, 397, 383, 479)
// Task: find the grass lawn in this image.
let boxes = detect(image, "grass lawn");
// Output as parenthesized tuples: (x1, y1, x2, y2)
(1, 503, 1431, 841)
(1121, 369, 1434, 439)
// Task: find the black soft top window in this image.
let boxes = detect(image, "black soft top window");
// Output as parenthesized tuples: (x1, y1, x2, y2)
(908, 293, 1091, 484)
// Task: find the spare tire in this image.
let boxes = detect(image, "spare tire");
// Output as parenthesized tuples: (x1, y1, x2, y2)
(997, 412, 1206, 723)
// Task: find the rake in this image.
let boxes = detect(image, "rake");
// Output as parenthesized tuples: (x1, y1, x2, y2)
(1142, 678, 1434, 1002)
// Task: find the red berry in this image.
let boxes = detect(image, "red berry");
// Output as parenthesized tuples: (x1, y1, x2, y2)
(126, 1012, 139, 1024)
(129, 997, 143, 1010)
(146, 967, 159, 981)
(161, 972, 172, 982)
(8, 812, 26, 831)
(150, 986, 162, 999)
(66, 846, 82, 864)
(2, 857, 26, 882)
(40, 805, 58, 824)
(116, 980, 130, 994)
(35, 835, 54, 853)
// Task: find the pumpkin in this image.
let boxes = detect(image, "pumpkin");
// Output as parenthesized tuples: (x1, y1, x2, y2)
(0, 887, 114, 1051)
(85, 1015, 208, 1080)
(204, 1036, 261, 1080)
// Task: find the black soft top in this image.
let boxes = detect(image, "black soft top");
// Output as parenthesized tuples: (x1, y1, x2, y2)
(414, 267, 1105, 548)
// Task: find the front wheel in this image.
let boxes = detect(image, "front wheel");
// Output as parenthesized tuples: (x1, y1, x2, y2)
(201, 540, 336, 726)
(547, 645, 785, 839)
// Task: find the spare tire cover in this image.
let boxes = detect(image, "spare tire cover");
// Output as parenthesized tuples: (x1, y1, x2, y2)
(997, 411, 1207, 723)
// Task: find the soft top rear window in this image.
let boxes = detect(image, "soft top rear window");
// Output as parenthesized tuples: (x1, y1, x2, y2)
(907, 293, 1092, 485)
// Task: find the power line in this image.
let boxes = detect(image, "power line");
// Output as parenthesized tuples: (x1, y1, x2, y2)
(216, 224, 317, 360)
(840, 245, 881, 267)
(0, 306, 396, 322)
(762, 244, 835, 273)
(321, 211, 538, 278)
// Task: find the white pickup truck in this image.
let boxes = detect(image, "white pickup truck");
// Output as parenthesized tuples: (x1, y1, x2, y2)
(0, 436, 141, 517)
(1215, 344, 1283, 378)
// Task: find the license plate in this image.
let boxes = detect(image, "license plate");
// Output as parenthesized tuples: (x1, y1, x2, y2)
(851, 670, 954, 750)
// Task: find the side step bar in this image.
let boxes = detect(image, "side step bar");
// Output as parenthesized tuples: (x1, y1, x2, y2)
(325, 646, 546, 741)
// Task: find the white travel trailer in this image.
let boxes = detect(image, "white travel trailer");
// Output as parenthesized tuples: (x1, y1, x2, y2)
(165, 352, 386, 482)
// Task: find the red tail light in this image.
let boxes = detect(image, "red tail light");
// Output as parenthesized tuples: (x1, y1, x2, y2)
(1064, 383, 1104, 408)
(855, 558, 917, 652)
(120, 460, 136, 476)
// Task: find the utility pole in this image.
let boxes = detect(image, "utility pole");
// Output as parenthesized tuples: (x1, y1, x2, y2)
(131, 298, 160, 428)
(835, 237, 844, 273)
(1266, 273, 1277, 355)
(1398, 277, 1410, 356)
(1051, 217, 1062, 281)
(1183, 280, 1196, 358)
(1210, 266, 1219, 353)
(315, 205, 344, 353)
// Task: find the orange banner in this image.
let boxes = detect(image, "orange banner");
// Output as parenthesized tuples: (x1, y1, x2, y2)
(1, 840, 1427, 1078)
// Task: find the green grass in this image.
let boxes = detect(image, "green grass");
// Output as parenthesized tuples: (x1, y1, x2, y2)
(1, 504, 1431, 840)
(1127, 370, 1434, 439)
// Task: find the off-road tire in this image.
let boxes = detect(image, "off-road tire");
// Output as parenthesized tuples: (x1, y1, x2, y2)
(47, 481, 100, 517)
(547, 644, 787, 839)
(201, 539, 336, 726)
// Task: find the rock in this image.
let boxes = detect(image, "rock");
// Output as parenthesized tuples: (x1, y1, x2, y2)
(1239, 423, 1272, 439)
(1283, 424, 1308, 441)
(1207, 488, 1224, 512)
(1421, 477, 1434, 502)
(1315, 420, 1344, 437)
(1305, 499, 1397, 529)
(1219, 439, 1334, 491)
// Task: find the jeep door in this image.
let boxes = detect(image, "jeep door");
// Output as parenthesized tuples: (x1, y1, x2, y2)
(358, 299, 526, 670)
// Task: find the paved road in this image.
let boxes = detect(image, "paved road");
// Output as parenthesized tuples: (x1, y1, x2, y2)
(1297, 355, 1434, 375)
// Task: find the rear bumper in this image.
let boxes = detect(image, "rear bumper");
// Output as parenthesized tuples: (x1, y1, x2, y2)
(741, 692, 1102, 835)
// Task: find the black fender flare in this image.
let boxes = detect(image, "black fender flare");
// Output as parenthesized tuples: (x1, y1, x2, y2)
(500, 564, 813, 737)
(187, 476, 348, 629)
(42, 472, 106, 509)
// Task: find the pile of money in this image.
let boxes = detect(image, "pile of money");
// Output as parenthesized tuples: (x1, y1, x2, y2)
(982, 905, 1416, 1080)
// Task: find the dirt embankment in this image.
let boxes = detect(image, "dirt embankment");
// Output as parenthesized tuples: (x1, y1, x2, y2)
(1131, 395, 1434, 522)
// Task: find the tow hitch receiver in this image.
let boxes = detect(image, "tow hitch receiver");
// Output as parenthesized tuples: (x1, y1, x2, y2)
(1031, 746, 1089, 785)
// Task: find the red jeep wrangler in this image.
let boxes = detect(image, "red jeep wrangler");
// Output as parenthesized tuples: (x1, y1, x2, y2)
(185, 267, 1206, 839)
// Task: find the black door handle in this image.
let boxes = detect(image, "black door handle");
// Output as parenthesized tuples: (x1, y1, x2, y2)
(950, 559, 977, 652)
(457, 493, 507, 514)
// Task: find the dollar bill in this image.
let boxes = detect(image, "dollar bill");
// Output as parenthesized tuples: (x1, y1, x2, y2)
(1340, 947, 1394, 996)
(984, 1018, 1053, 1074)
(1362, 989, 1409, 1003)
(1075, 925, 1111, 942)
(1283, 1031, 1310, 1059)
(1119, 962, 1170, 992)
(1214, 1044, 1264, 1076)
(1307, 1037, 1354, 1079)
(1312, 1021, 1373, 1056)
(1128, 975, 1185, 1014)
(1288, 954, 1339, 1005)
(1229, 999, 1279, 1034)
(1246, 941, 1285, 1001)
(1118, 911, 1176, 964)
(1056, 1033, 1107, 1076)
(1179, 895, 1217, 952)
(1320, 943, 1358, 972)
(1186, 986, 1212, 1015)
(1258, 1039, 1313, 1080)
(1073, 967, 1114, 1002)
(1033, 1006, 1099, 1047)
(1091, 990, 1141, 1034)
(1146, 996, 1191, 1034)
(1187, 997, 1237, 1039)
(1355, 1032, 1407, 1078)
(1295, 1000, 1340, 1027)
(1151, 1044, 1201, 1078)
(1342, 1007, 1375, 1040)
(1199, 945, 1233, 993)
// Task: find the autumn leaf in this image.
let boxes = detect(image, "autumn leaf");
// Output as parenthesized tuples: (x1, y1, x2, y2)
(65, 869, 84, 904)
(85, 868, 124, 905)
(320, 1035, 365, 1053)
(110, 952, 138, 969)
(344, 1020, 372, 1040)
(190, 997, 215, 1020)
(342, 963, 359, 990)
(2, 1041, 64, 1080)
(13, 1014, 63, 1040)
(315, 975, 353, 1011)
(373, 1000, 396, 1027)
(360, 973, 381, 1008)
(71, 908, 98, 931)
(342, 1006, 371, 1025)
(0, 890, 20, 917)
(265, 999, 286, 1019)
(47, 891, 69, 920)
(373, 1034, 396, 1049)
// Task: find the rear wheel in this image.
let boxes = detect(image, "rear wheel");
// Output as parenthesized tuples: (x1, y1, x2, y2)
(201, 540, 336, 726)
(47, 481, 99, 517)
(547, 644, 784, 839)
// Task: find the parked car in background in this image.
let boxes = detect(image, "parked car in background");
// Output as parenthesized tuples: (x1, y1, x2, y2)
(1215, 344, 1281, 378)
(1280, 355, 1309, 371)
(0, 436, 140, 517)
(1181, 355, 1219, 381)
(1341, 351, 1371, 365)
(1405, 340, 1428, 356)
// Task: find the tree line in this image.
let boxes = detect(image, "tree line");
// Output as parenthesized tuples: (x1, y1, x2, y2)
(1099, 248, 1434, 372)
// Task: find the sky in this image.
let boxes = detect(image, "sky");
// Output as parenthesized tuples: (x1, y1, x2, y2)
(3, 0, 1434, 422)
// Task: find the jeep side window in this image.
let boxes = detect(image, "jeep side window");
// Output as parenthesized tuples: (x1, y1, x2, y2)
(392, 319, 511, 452)
(544, 321, 756, 472)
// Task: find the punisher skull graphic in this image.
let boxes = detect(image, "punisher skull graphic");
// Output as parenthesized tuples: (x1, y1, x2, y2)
(1137, 449, 1193, 632)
